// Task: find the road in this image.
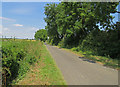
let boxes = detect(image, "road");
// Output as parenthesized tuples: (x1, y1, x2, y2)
(46, 45, 118, 85)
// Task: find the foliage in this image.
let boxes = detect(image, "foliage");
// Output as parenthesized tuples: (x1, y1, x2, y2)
(2, 39, 41, 85)
(44, 2, 119, 59)
(80, 27, 119, 59)
(34, 29, 47, 42)
(58, 39, 65, 48)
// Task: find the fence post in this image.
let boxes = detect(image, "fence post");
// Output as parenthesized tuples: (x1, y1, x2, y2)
(14, 36, 15, 41)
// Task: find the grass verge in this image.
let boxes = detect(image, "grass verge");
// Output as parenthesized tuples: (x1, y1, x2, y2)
(16, 42, 66, 85)
(57, 46, 119, 70)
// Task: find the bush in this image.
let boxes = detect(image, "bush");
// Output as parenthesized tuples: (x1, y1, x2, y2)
(71, 47, 79, 52)
(26, 55, 37, 65)
(2, 40, 40, 85)
(58, 39, 65, 48)
(18, 61, 29, 78)
(80, 29, 119, 59)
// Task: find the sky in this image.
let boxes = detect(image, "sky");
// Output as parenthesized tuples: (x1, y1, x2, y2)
(0, 2, 119, 39)
(1, 2, 60, 39)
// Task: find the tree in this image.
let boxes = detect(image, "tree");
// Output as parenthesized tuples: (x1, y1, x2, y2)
(34, 29, 47, 42)
(44, 2, 119, 46)
(44, 3, 61, 45)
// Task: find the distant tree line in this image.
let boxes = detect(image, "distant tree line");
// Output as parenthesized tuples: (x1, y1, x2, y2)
(43, 2, 119, 59)
(34, 29, 47, 42)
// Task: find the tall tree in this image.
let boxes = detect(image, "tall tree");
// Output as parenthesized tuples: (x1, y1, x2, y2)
(44, 2, 119, 47)
(44, 3, 60, 45)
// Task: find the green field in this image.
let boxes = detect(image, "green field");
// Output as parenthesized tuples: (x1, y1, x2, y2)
(2, 39, 66, 86)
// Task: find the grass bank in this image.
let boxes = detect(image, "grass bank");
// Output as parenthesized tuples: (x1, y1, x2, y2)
(57, 46, 119, 70)
(2, 39, 66, 85)
(15, 41, 66, 85)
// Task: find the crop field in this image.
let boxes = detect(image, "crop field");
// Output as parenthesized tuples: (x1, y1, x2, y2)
(1, 39, 66, 86)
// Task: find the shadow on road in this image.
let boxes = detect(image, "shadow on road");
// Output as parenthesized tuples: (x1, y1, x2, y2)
(79, 57, 84, 59)
(78, 57, 96, 63)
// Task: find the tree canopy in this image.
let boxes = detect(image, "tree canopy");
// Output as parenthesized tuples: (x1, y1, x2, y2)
(34, 29, 47, 42)
(44, 2, 119, 59)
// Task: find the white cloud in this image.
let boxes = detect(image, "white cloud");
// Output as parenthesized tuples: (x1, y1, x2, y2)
(0, 25, 9, 36)
(2, 25, 39, 39)
(0, 17, 16, 21)
(3, 27, 9, 31)
(13, 24, 23, 27)
(0, 25, 9, 30)
(31, 27, 38, 31)
(1, 25, 9, 31)
(0, 25, 2, 29)
(0, 31, 2, 36)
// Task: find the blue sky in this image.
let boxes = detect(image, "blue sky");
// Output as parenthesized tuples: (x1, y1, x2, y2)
(1, 2, 60, 39)
(1, 2, 119, 39)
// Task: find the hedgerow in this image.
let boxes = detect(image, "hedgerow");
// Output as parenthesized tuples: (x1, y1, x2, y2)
(2, 39, 41, 85)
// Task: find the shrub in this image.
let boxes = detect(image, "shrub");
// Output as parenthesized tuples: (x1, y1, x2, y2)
(2, 40, 40, 85)
(58, 39, 65, 48)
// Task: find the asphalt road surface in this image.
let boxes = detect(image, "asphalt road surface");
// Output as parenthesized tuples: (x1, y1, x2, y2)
(46, 44, 118, 85)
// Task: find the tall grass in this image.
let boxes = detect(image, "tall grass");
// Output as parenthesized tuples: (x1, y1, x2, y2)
(2, 39, 66, 85)
(2, 39, 42, 85)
